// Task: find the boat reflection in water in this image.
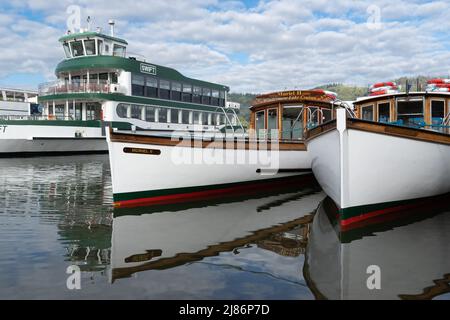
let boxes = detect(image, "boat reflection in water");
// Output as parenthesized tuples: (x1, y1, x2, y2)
(110, 186, 325, 284)
(305, 195, 450, 300)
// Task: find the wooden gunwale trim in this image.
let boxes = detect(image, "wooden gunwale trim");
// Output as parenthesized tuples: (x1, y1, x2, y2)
(304, 120, 337, 141)
(109, 131, 307, 151)
(347, 119, 450, 145)
(305, 118, 450, 145)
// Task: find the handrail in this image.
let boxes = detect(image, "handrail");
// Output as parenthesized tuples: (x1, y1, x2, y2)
(214, 105, 245, 137)
(334, 99, 356, 118)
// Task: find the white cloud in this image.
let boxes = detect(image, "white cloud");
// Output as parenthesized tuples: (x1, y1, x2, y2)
(1, 0, 450, 93)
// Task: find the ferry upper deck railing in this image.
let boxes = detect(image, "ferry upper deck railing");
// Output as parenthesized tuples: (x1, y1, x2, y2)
(38, 80, 113, 96)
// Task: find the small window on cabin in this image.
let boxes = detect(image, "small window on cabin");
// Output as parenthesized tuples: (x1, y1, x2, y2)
(132, 74, 145, 96)
(113, 44, 126, 57)
(105, 44, 110, 53)
(378, 103, 390, 123)
(431, 100, 445, 127)
(145, 106, 155, 122)
(202, 88, 211, 105)
(159, 108, 168, 123)
(219, 91, 226, 107)
(193, 112, 203, 125)
(145, 77, 158, 98)
(182, 110, 190, 124)
(255, 110, 265, 139)
(211, 90, 220, 106)
(160, 80, 171, 100)
(193, 86, 202, 104)
(84, 40, 96, 55)
(397, 100, 424, 127)
(361, 105, 374, 121)
(110, 73, 118, 84)
(131, 105, 141, 119)
(116, 104, 128, 118)
(322, 109, 332, 123)
(182, 84, 192, 102)
(70, 41, 84, 57)
(63, 43, 71, 58)
(170, 109, 179, 123)
(267, 109, 278, 139)
(171, 82, 182, 101)
(97, 40, 104, 55)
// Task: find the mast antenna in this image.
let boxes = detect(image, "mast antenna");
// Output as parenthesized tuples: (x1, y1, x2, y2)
(109, 20, 115, 37)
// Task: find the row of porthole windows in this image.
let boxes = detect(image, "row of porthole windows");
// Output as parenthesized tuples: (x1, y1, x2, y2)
(116, 103, 233, 126)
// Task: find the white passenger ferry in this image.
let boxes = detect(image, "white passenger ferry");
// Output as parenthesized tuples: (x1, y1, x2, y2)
(0, 22, 239, 156)
(0, 87, 39, 116)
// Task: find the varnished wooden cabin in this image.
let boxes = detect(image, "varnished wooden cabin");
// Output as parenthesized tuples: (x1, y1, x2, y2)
(353, 92, 450, 134)
(249, 90, 342, 140)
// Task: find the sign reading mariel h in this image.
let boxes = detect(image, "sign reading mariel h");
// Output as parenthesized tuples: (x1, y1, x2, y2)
(140, 63, 157, 75)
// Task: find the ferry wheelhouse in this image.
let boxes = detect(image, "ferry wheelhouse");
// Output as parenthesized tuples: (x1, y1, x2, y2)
(306, 89, 450, 228)
(0, 23, 238, 156)
(107, 90, 341, 208)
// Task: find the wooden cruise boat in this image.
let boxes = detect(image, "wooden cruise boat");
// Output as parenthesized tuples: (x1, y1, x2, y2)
(107, 90, 340, 208)
(305, 89, 450, 228)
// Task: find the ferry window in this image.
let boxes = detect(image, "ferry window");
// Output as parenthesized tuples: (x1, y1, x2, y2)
(182, 110, 190, 124)
(132, 74, 145, 96)
(110, 73, 118, 84)
(131, 105, 141, 119)
(193, 86, 202, 104)
(113, 44, 126, 57)
(145, 77, 158, 98)
(282, 108, 303, 140)
(219, 91, 225, 107)
(97, 40, 104, 55)
(378, 103, 390, 123)
(84, 40, 96, 55)
(145, 106, 155, 122)
(63, 43, 71, 58)
(267, 109, 278, 139)
(182, 84, 192, 102)
(99, 73, 108, 81)
(193, 112, 203, 125)
(431, 100, 445, 126)
(171, 82, 182, 101)
(89, 73, 98, 82)
(105, 44, 110, 54)
(70, 41, 84, 57)
(361, 105, 374, 121)
(211, 90, 220, 106)
(309, 107, 320, 126)
(159, 108, 168, 123)
(117, 104, 128, 118)
(397, 100, 423, 127)
(170, 109, 179, 123)
(202, 88, 211, 105)
(160, 80, 171, 100)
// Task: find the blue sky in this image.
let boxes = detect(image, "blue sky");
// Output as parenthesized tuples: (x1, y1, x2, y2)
(1, 0, 450, 92)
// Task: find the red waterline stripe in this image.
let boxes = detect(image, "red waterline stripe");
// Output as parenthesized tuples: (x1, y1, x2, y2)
(115, 175, 314, 208)
(340, 197, 447, 231)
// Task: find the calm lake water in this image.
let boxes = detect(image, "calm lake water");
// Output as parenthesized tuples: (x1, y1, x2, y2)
(0, 155, 448, 300)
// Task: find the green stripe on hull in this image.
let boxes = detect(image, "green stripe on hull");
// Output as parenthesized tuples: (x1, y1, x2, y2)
(113, 174, 311, 202)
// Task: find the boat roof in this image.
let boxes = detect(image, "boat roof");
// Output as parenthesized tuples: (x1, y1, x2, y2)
(355, 91, 450, 104)
(251, 90, 338, 109)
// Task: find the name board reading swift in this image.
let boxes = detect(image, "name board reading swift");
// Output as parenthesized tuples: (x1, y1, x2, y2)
(140, 63, 157, 75)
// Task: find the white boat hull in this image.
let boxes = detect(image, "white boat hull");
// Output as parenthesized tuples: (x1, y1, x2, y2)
(307, 109, 450, 223)
(107, 130, 313, 207)
(0, 123, 107, 155)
